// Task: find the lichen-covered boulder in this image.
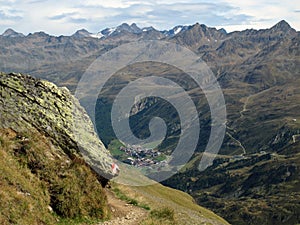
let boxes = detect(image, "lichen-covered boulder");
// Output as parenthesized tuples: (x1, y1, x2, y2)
(0, 72, 115, 179)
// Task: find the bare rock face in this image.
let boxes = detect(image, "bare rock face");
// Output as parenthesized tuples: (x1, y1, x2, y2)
(0, 72, 115, 180)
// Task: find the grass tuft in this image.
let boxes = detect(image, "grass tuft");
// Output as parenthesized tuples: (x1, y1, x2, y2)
(150, 207, 175, 221)
(112, 187, 150, 210)
(141, 207, 176, 225)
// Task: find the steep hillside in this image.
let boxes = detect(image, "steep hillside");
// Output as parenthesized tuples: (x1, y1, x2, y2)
(0, 72, 229, 225)
(162, 147, 300, 225)
(111, 182, 230, 225)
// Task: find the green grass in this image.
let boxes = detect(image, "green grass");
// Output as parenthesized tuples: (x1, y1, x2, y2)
(141, 207, 176, 225)
(108, 139, 125, 150)
(112, 187, 150, 210)
(142, 140, 163, 149)
(109, 148, 126, 160)
(0, 130, 55, 225)
(108, 139, 127, 160)
(113, 182, 230, 225)
(154, 154, 167, 162)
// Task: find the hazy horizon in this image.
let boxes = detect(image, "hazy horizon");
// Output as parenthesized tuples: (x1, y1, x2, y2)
(0, 0, 299, 36)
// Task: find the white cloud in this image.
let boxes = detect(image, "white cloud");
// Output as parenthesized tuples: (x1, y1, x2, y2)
(0, 0, 299, 35)
(219, 0, 300, 31)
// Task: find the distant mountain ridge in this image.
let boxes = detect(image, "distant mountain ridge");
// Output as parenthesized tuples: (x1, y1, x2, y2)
(2, 20, 296, 40)
(0, 21, 236, 39)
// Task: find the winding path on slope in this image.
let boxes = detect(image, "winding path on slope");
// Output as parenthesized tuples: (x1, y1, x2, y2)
(97, 189, 147, 225)
(226, 88, 273, 155)
(239, 88, 272, 119)
(239, 95, 251, 119)
(225, 131, 247, 155)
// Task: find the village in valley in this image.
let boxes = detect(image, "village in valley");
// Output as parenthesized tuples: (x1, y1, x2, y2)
(117, 144, 167, 167)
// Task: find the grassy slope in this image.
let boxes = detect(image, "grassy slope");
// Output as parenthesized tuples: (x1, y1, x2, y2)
(113, 182, 230, 225)
(0, 131, 55, 225)
(0, 128, 110, 225)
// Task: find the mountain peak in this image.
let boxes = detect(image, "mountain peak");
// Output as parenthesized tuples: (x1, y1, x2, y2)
(130, 23, 139, 29)
(95, 23, 143, 38)
(72, 29, 91, 38)
(271, 20, 292, 32)
(30, 31, 49, 38)
(142, 26, 155, 32)
(218, 28, 227, 34)
(118, 22, 130, 29)
(162, 25, 192, 37)
(2, 28, 24, 37)
(116, 23, 142, 34)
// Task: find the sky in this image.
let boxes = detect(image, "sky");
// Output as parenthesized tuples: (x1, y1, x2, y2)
(0, 0, 299, 36)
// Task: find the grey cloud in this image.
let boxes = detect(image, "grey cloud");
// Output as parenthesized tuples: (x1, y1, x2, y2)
(0, 10, 22, 20)
(49, 12, 88, 24)
(28, 0, 49, 3)
(68, 17, 89, 24)
(49, 12, 77, 20)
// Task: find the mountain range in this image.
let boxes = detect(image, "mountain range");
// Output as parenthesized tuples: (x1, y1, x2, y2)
(1, 22, 215, 39)
(0, 20, 299, 225)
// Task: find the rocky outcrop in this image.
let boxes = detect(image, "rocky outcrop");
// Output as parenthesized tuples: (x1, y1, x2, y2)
(0, 72, 115, 180)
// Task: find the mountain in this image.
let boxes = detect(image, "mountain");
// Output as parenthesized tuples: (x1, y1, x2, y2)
(270, 19, 295, 33)
(170, 23, 226, 48)
(162, 142, 300, 224)
(72, 28, 92, 38)
(0, 20, 299, 225)
(162, 25, 192, 37)
(75, 23, 148, 39)
(1, 28, 25, 37)
(71, 23, 196, 39)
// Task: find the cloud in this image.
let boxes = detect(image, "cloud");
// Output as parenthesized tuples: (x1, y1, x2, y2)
(0, 9, 22, 20)
(0, 0, 299, 35)
(49, 12, 89, 24)
(68, 17, 89, 24)
(0, 6, 23, 21)
(70, 1, 255, 31)
(137, 2, 253, 26)
(49, 12, 77, 20)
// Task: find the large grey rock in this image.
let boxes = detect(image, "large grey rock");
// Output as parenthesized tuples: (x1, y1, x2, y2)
(0, 72, 115, 179)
